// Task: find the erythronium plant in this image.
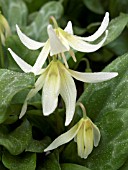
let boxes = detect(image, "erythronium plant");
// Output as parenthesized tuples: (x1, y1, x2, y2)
(7, 51, 118, 125)
(44, 103, 101, 159)
(9, 12, 109, 73)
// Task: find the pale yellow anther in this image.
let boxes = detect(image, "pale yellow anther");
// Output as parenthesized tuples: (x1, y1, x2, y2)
(61, 52, 69, 68)
(69, 49, 77, 62)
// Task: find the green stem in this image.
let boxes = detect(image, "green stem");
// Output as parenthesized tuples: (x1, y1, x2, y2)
(76, 102, 87, 118)
(81, 58, 92, 72)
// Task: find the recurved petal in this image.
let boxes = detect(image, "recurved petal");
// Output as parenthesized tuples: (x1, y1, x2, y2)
(19, 101, 28, 119)
(66, 30, 108, 53)
(8, 48, 32, 73)
(69, 69, 118, 83)
(43, 61, 60, 116)
(47, 25, 69, 55)
(64, 21, 73, 35)
(93, 123, 101, 147)
(79, 12, 109, 42)
(16, 25, 45, 50)
(59, 63, 77, 126)
(31, 40, 50, 75)
(19, 73, 46, 118)
(44, 123, 79, 152)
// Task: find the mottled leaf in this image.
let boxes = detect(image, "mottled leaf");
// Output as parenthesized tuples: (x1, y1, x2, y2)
(107, 29, 128, 56)
(0, 69, 34, 123)
(41, 150, 61, 170)
(26, 136, 51, 153)
(2, 150, 36, 170)
(25, 1, 63, 41)
(0, 120, 32, 155)
(0, 0, 28, 31)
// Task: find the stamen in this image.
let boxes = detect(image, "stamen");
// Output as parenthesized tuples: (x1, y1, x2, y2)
(58, 53, 62, 60)
(61, 53, 69, 68)
(69, 49, 77, 62)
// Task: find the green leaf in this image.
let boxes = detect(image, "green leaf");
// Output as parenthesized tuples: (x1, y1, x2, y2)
(26, 0, 48, 13)
(24, 1, 63, 41)
(62, 0, 85, 26)
(83, 0, 105, 14)
(61, 163, 91, 170)
(120, 158, 128, 170)
(41, 150, 61, 170)
(2, 150, 36, 170)
(107, 29, 128, 56)
(0, 0, 28, 31)
(0, 119, 32, 155)
(104, 13, 128, 45)
(0, 69, 34, 123)
(109, 0, 128, 17)
(26, 136, 51, 153)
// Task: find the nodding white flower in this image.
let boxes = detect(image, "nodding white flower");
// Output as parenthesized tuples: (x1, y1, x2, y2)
(14, 57, 118, 126)
(0, 13, 11, 45)
(44, 117, 101, 159)
(11, 12, 109, 71)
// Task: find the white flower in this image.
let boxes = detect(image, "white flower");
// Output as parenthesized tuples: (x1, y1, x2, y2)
(44, 117, 101, 159)
(48, 12, 109, 56)
(10, 12, 109, 73)
(12, 57, 118, 126)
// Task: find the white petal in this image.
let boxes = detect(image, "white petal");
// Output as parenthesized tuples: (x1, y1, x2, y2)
(19, 73, 46, 118)
(84, 121, 93, 159)
(83, 119, 93, 158)
(31, 40, 50, 75)
(16, 25, 45, 50)
(80, 12, 109, 42)
(19, 101, 28, 119)
(43, 61, 60, 115)
(69, 69, 118, 83)
(44, 123, 79, 152)
(8, 48, 32, 73)
(93, 124, 101, 147)
(77, 126, 85, 158)
(67, 30, 108, 53)
(47, 25, 69, 55)
(59, 62, 77, 126)
(58, 30, 70, 51)
(64, 21, 73, 35)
